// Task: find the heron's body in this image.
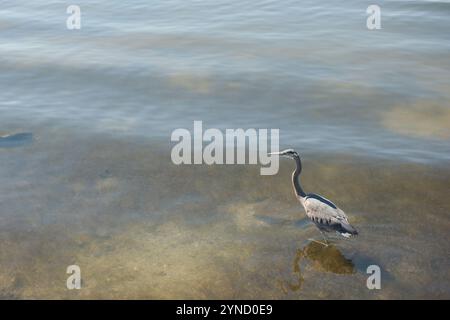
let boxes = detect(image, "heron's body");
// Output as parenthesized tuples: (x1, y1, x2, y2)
(273, 149, 358, 240)
(300, 194, 357, 238)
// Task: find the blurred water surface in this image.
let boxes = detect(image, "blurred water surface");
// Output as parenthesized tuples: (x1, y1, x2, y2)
(0, 0, 449, 299)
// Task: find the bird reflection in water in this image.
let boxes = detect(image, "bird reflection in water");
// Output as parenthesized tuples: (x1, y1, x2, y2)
(286, 241, 355, 292)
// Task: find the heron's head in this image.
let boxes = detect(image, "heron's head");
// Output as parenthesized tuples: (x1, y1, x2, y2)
(268, 148, 300, 160)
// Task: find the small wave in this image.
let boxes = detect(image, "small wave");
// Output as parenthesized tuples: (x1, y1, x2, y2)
(0, 132, 33, 148)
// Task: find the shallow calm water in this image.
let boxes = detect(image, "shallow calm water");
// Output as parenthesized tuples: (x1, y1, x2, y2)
(0, 1, 449, 299)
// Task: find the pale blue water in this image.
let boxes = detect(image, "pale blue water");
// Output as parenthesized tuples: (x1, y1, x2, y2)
(0, 1, 449, 299)
(1, 0, 450, 162)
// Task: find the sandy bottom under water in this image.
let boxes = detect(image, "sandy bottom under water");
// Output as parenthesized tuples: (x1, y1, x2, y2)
(0, 130, 449, 299)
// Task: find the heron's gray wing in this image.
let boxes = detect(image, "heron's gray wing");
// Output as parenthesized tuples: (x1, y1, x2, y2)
(304, 197, 348, 224)
(304, 197, 357, 236)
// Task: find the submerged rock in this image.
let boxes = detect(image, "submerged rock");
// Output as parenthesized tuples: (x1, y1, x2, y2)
(0, 132, 33, 148)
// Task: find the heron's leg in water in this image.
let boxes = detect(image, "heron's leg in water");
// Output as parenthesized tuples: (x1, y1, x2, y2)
(319, 230, 330, 246)
(308, 230, 329, 247)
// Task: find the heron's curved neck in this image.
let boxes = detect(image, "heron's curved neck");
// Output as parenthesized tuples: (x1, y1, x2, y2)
(292, 157, 306, 198)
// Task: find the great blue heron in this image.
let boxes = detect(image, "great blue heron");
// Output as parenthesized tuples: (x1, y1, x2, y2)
(270, 149, 358, 246)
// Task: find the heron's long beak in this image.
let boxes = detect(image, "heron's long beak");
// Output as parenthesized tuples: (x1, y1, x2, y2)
(268, 151, 282, 155)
